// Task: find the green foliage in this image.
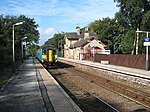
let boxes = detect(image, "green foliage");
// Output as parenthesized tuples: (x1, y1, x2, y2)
(0, 47, 12, 66)
(0, 14, 39, 67)
(18, 15, 39, 45)
(44, 32, 64, 56)
(44, 32, 64, 47)
(44, 32, 65, 56)
(114, 0, 150, 54)
(138, 33, 146, 54)
(114, 0, 150, 29)
(89, 17, 124, 54)
(119, 28, 135, 54)
(28, 44, 40, 56)
(141, 11, 150, 30)
(0, 15, 39, 48)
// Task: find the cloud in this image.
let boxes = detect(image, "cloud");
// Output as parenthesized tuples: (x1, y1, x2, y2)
(4, 0, 60, 16)
(38, 27, 55, 45)
(0, 0, 118, 45)
(44, 27, 55, 35)
(2, 0, 118, 22)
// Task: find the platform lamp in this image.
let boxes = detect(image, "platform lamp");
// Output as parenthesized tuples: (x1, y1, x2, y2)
(22, 37, 27, 63)
(136, 30, 150, 71)
(12, 22, 24, 73)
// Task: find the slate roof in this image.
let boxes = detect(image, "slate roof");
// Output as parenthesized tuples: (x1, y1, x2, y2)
(65, 31, 106, 49)
(70, 31, 102, 48)
(70, 36, 98, 48)
(77, 31, 98, 39)
(65, 32, 79, 40)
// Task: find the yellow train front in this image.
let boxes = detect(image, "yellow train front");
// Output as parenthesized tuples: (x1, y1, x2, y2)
(36, 45, 58, 66)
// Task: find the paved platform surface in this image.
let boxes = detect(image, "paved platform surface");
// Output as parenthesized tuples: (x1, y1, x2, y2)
(0, 57, 46, 112)
(0, 57, 82, 112)
(34, 58, 82, 112)
(59, 58, 150, 79)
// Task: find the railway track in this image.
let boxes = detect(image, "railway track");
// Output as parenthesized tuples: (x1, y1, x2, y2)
(65, 67, 150, 109)
(47, 62, 150, 111)
(47, 65, 119, 112)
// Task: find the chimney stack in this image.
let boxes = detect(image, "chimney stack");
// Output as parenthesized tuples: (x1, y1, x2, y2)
(76, 24, 80, 35)
(84, 26, 89, 39)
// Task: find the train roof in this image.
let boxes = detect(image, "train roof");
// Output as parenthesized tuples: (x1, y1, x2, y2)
(41, 45, 56, 49)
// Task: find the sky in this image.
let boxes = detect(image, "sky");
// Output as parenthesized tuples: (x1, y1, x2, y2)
(0, 0, 119, 45)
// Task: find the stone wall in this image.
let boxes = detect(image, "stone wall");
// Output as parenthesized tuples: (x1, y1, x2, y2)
(59, 59, 150, 86)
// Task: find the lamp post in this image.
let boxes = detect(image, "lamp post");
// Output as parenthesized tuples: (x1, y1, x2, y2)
(22, 37, 27, 63)
(136, 30, 150, 71)
(12, 22, 23, 73)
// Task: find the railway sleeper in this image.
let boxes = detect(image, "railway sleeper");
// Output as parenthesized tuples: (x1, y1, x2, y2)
(101, 84, 150, 108)
(64, 67, 150, 109)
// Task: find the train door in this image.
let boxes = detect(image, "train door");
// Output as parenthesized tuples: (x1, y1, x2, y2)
(47, 49, 53, 62)
(55, 49, 58, 62)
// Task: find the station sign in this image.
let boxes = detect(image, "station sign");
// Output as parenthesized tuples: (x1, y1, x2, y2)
(22, 42, 26, 45)
(144, 38, 150, 46)
(144, 38, 150, 42)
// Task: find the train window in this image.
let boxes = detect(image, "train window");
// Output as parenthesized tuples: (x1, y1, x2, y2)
(43, 49, 46, 55)
(53, 50, 56, 54)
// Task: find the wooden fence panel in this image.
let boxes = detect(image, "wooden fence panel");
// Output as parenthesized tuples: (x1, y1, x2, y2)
(95, 54, 149, 69)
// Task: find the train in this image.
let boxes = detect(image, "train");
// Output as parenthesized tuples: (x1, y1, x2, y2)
(35, 45, 58, 66)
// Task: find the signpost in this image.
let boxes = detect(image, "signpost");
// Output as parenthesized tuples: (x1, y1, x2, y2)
(144, 38, 150, 46)
(144, 37, 150, 71)
(136, 31, 150, 71)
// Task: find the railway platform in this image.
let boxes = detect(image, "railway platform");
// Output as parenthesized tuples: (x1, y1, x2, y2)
(59, 58, 150, 78)
(0, 57, 82, 112)
(59, 58, 150, 86)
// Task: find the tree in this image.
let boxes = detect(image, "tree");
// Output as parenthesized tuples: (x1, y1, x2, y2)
(27, 44, 40, 56)
(0, 15, 4, 46)
(141, 11, 150, 30)
(0, 15, 39, 48)
(89, 17, 123, 54)
(44, 32, 64, 56)
(0, 14, 39, 62)
(119, 28, 135, 54)
(114, 0, 150, 54)
(18, 15, 39, 45)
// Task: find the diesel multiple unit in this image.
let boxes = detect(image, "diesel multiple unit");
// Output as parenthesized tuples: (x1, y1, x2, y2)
(35, 45, 58, 66)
